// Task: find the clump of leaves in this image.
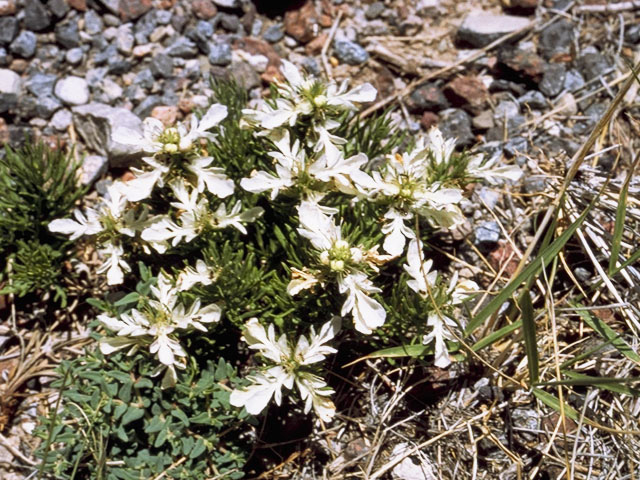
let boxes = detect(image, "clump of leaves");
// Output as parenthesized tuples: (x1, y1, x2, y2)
(35, 346, 252, 480)
(0, 142, 85, 303)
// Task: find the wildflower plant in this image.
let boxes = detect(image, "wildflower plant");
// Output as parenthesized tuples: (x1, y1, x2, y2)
(45, 60, 523, 477)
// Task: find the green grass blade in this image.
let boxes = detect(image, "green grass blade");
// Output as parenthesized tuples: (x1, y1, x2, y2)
(465, 203, 594, 336)
(520, 290, 539, 384)
(539, 372, 640, 396)
(608, 154, 638, 275)
(571, 302, 640, 363)
(471, 320, 521, 352)
(533, 388, 582, 424)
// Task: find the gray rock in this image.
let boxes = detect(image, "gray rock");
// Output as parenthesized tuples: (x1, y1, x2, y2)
(165, 36, 198, 57)
(94, 43, 116, 65)
(155, 9, 171, 25)
(574, 267, 592, 283)
(539, 19, 573, 59)
(24, 0, 51, 31)
(124, 84, 145, 102)
(85, 67, 108, 87)
(97, 0, 119, 16)
(504, 137, 528, 158)
(625, 24, 640, 44)
(65, 47, 83, 65)
(187, 20, 214, 53)
(302, 56, 321, 76)
(72, 103, 145, 167)
(563, 69, 585, 91)
(80, 155, 109, 185)
(365, 1, 385, 19)
(476, 187, 500, 209)
(407, 82, 449, 113)
(518, 90, 547, 110)
(107, 55, 131, 75)
(493, 100, 524, 134)
(133, 95, 163, 118)
(334, 40, 369, 65)
(55, 20, 81, 49)
(229, 61, 260, 90)
(116, 24, 134, 55)
(577, 51, 612, 81)
(523, 175, 548, 193)
(0, 47, 7, 67)
(54, 76, 90, 106)
(251, 18, 263, 37)
(134, 68, 154, 89)
(263, 24, 284, 43)
(10, 31, 37, 58)
(511, 408, 539, 441)
(0, 68, 21, 113)
(217, 13, 239, 32)
(36, 95, 61, 118)
(151, 52, 173, 77)
(208, 41, 232, 65)
(184, 58, 201, 79)
(48, 0, 70, 19)
(17, 94, 38, 119)
(0, 17, 18, 45)
(99, 78, 123, 103)
(26, 73, 57, 97)
(134, 10, 156, 42)
(474, 221, 501, 250)
(85, 10, 104, 35)
(457, 13, 530, 48)
(439, 108, 473, 147)
(539, 63, 566, 98)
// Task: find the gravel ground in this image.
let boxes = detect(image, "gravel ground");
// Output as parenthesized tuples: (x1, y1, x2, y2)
(1, 0, 640, 478)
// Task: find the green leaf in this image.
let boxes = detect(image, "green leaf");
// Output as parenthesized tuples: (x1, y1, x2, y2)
(539, 372, 640, 396)
(154, 427, 168, 448)
(347, 343, 434, 365)
(520, 290, 539, 384)
(572, 302, 640, 363)
(121, 407, 145, 426)
(465, 202, 594, 335)
(145, 416, 166, 434)
(190, 439, 207, 459)
(532, 388, 581, 424)
(113, 292, 140, 307)
(471, 320, 521, 352)
(190, 412, 211, 424)
(172, 409, 190, 426)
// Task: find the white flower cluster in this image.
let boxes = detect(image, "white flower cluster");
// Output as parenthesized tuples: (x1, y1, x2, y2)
(48, 59, 522, 422)
(98, 268, 221, 388)
(49, 103, 264, 283)
(230, 317, 340, 422)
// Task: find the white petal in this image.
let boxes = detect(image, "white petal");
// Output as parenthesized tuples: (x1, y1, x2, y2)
(198, 104, 228, 132)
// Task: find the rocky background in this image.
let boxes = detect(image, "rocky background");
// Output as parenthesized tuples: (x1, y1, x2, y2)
(1, 0, 640, 478)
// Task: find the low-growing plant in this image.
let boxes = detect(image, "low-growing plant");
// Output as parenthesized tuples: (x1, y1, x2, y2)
(0, 141, 86, 305)
(42, 64, 523, 476)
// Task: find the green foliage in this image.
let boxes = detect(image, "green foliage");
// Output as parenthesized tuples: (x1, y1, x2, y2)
(0, 240, 68, 306)
(35, 347, 251, 480)
(0, 141, 85, 302)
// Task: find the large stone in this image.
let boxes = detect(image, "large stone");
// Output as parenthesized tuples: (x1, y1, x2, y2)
(407, 82, 449, 113)
(333, 40, 369, 65)
(439, 108, 473, 147)
(54, 76, 89, 105)
(284, 0, 319, 44)
(0, 68, 20, 113)
(444, 75, 488, 114)
(119, 0, 152, 21)
(539, 63, 566, 97)
(72, 103, 144, 167)
(26, 72, 57, 96)
(539, 19, 573, 60)
(0, 17, 17, 45)
(24, 0, 51, 31)
(9, 31, 37, 58)
(457, 13, 530, 48)
(55, 20, 81, 49)
(577, 51, 612, 81)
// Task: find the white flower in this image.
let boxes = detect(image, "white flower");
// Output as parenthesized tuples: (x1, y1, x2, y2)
(112, 117, 166, 154)
(448, 271, 479, 305)
(186, 157, 235, 197)
(338, 272, 386, 334)
(96, 241, 131, 285)
(176, 259, 218, 291)
(230, 317, 339, 420)
(403, 239, 437, 297)
(381, 208, 415, 256)
(117, 167, 166, 202)
(178, 104, 227, 151)
(466, 153, 523, 185)
(286, 267, 320, 296)
(423, 312, 459, 369)
(213, 201, 264, 234)
(48, 208, 102, 240)
(98, 271, 222, 386)
(426, 127, 456, 166)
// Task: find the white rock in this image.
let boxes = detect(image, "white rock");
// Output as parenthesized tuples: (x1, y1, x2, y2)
(0, 69, 21, 95)
(80, 155, 109, 185)
(390, 444, 437, 480)
(212, 0, 239, 7)
(51, 109, 73, 131)
(100, 78, 123, 102)
(458, 13, 531, 48)
(54, 76, 89, 105)
(556, 92, 578, 116)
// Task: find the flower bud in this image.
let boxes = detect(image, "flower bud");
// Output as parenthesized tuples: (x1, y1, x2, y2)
(163, 143, 178, 154)
(320, 250, 330, 265)
(330, 259, 344, 272)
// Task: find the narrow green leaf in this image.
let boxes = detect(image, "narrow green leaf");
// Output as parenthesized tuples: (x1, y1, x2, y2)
(471, 320, 521, 352)
(113, 292, 140, 307)
(465, 202, 593, 335)
(608, 155, 638, 274)
(358, 343, 434, 360)
(532, 388, 581, 424)
(520, 291, 539, 384)
(540, 372, 640, 396)
(572, 302, 640, 363)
